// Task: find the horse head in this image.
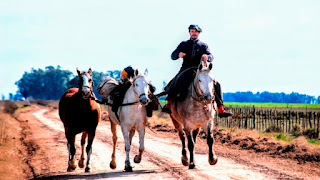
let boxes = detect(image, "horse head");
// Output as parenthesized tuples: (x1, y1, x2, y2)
(132, 69, 150, 105)
(77, 68, 94, 99)
(193, 61, 214, 104)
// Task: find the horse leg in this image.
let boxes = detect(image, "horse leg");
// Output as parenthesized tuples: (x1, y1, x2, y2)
(84, 132, 96, 172)
(67, 135, 77, 172)
(129, 128, 135, 145)
(193, 128, 200, 144)
(78, 132, 88, 168)
(207, 120, 218, 165)
(110, 120, 118, 169)
(134, 127, 145, 163)
(170, 115, 188, 166)
(186, 130, 196, 169)
(121, 126, 133, 172)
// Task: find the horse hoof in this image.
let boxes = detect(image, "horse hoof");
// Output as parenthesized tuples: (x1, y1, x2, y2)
(78, 159, 85, 168)
(181, 156, 189, 166)
(85, 167, 90, 172)
(124, 166, 133, 172)
(189, 163, 196, 169)
(110, 161, 117, 169)
(134, 155, 141, 163)
(67, 166, 76, 172)
(209, 155, 218, 165)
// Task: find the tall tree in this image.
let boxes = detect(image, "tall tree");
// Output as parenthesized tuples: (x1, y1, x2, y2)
(15, 66, 73, 100)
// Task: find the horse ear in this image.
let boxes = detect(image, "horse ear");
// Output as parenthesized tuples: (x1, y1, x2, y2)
(208, 63, 213, 71)
(144, 69, 148, 76)
(76, 68, 81, 75)
(88, 68, 92, 75)
(134, 69, 139, 76)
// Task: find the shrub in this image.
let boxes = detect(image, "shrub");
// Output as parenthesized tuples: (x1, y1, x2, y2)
(303, 128, 318, 139)
(3, 101, 18, 114)
(292, 124, 302, 137)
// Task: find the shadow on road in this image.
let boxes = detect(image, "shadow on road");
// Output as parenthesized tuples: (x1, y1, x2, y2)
(31, 169, 158, 180)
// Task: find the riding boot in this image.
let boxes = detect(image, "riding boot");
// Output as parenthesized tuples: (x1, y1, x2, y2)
(218, 105, 232, 118)
(146, 104, 153, 117)
(162, 101, 172, 114)
(214, 81, 232, 118)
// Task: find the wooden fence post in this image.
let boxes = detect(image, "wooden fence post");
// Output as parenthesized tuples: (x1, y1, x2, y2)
(253, 106, 256, 129)
(288, 111, 291, 133)
(317, 113, 320, 140)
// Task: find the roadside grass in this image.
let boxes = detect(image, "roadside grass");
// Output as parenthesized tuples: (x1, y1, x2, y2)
(308, 139, 320, 145)
(160, 100, 320, 109)
(0, 113, 8, 146)
(224, 102, 320, 109)
(273, 133, 294, 142)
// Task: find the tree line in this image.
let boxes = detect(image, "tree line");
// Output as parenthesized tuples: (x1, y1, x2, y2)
(223, 91, 320, 104)
(13, 66, 120, 100)
(7, 66, 320, 104)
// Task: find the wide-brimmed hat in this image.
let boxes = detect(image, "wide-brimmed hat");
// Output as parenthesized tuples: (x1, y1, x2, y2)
(188, 24, 202, 32)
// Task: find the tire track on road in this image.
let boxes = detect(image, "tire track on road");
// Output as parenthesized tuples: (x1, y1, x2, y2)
(37, 107, 271, 180)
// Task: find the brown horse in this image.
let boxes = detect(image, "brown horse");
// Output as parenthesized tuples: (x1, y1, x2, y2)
(169, 60, 218, 169)
(59, 68, 101, 172)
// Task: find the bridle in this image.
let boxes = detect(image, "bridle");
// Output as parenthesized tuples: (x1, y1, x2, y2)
(132, 75, 149, 101)
(79, 74, 95, 100)
(191, 71, 214, 105)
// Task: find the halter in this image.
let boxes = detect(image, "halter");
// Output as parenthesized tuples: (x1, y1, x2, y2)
(191, 80, 204, 102)
(132, 75, 149, 100)
(79, 74, 96, 100)
(191, 71, 214, 106)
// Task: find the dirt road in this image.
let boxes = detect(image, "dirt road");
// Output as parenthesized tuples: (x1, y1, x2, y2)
(13, 105, 319, 179)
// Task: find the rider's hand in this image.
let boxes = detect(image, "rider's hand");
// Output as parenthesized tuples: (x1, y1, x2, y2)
(202, 54, 208, 62)
(179, 52, 186, 58)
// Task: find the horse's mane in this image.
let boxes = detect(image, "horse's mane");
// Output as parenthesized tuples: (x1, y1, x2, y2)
(132, 74, 149, 84)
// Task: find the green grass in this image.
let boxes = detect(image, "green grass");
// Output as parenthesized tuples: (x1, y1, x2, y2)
(159, 100, 166, 106)
(274, 133, 294, 142)
(308, 139, 320, 145)
(161, 100, 320, 109)
(224, 102, 320, 109)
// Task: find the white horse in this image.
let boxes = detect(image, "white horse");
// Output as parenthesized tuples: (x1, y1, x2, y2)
(169, 60, 218, 169)
(106, 69, 150, 172)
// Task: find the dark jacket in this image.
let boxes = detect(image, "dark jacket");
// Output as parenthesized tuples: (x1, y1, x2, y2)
(171, 38, 213, 72)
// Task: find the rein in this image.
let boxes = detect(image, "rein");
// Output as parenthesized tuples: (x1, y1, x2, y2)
(190, 75, 215, 112)
(95, 99, 139, 106)
(191, 80, 204, 102)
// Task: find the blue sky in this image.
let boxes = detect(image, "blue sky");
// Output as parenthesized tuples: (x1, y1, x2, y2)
(1, 0, 319, 98)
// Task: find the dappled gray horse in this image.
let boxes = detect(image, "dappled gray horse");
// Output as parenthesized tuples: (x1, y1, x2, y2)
(169, 60, 218, 169)
(106, 69, 150, 172)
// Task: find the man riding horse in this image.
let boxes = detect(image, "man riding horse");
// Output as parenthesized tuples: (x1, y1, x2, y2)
(161, 24, 232, 118)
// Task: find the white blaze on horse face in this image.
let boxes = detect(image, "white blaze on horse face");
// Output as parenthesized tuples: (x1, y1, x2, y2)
(81, 74, 91, 98)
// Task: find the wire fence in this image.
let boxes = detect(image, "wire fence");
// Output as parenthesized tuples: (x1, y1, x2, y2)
(215, 106, 320, 138)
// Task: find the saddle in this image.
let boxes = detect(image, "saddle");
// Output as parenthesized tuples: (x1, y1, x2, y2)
(109, 80, 132, 114)
(170, 67, 197, 102)
(110, 81, 159, 118)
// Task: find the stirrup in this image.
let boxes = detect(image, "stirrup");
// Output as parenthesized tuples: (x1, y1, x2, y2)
(218, 112, 232, 118)
(162, 104, 172, 114)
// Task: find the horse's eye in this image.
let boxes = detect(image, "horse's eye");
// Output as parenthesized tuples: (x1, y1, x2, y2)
(135, 83, 138, 86)
(199, 79, 201, 82)
(89, 79, 92, 82)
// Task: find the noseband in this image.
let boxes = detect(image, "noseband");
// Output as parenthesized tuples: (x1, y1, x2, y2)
(192, 81, 205, 102)
(191, 75, 214, 104)
(132, 76, 149, 100)
(79, 77, 95, 100)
